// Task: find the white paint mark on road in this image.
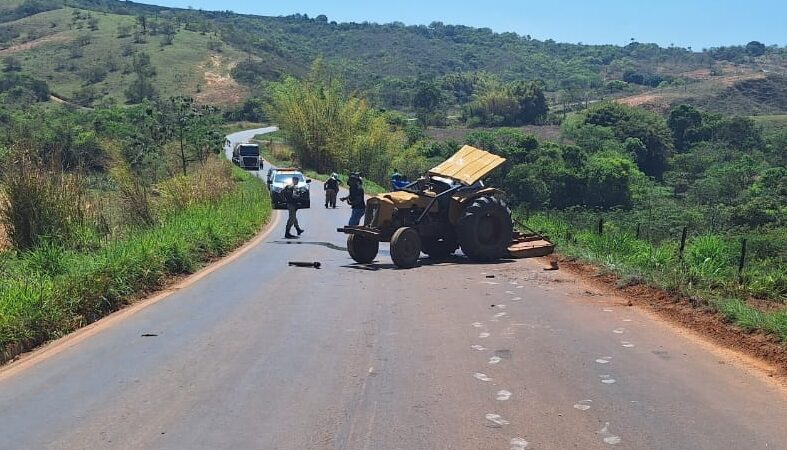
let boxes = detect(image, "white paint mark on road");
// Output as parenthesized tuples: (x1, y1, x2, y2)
(621, 341, 635, 348)
(494, 312, 508, 318)
(517, 285, 524, 289)
(510, 281, 519, 285)
(489, 356, 502, 364)
(595, 357, 612, 364)
(496, 390, 512, 401)
(574, 400, 592, 411)
(623, 319, 633, 322)
(597, 422, 622, 445)
(482, 281, 500, 285)
(474, 372, 492, 382)
(496, 304, 507, 309)
(485, 413, 509, 427)
(511, 297, 522, 301)
(603, 308, 614, 312)
(613, 328, 625, 334)
(472, 322, 484, 328)
(600, 375, 617, 384)
(479, 332, 491, 338)
(506, 291, 516, 295)
(510, 437, 529, 449)
(471, 345, 488, 351)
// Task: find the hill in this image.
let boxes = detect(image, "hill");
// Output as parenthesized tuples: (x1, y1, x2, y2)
(1, 0, 785, 115)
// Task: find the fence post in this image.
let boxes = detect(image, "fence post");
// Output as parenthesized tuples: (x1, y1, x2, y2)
(738, 238, 748, 285)
(635, 223, 641, 239)
(678, 226, 688, 260)
(597, 218, 604, 235)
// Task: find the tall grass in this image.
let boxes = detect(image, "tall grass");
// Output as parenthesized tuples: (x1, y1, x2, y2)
(1, 156, 89, 250)
(0, 166, 270, 363)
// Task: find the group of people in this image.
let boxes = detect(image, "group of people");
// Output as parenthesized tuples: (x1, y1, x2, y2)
(282, 172, 367, 238)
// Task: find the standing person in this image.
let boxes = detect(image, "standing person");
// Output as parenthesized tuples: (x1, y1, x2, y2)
(391, 169, 402, 191)
(341, 172, 365, 226)
(324, 173, 341, 208)
(282, 176, 305, 239)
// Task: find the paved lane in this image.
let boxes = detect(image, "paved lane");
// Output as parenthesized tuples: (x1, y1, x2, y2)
(0, 129, 786, 449)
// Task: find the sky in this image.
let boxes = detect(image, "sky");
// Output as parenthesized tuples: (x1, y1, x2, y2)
(145, 0, 785, 49)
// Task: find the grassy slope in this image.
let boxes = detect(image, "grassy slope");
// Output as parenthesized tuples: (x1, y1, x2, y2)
(1, 2, 785, 115)
(3, 7, 247, 104)
(0, 166, 271, 363)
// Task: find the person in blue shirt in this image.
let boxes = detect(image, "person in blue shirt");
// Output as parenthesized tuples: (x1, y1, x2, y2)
(391, 170, 409, 191)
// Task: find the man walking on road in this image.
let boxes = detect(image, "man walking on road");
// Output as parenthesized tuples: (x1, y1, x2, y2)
(282, 176, 305, 239)
(341, 172, 365, 226)
(324, 173, 340, 208)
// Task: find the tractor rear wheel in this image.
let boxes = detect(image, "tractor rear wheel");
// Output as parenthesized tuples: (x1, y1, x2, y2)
(390, 227, 422, 268)
(347, 234, 379, 264)
(421, 236, 458, 258)
(457, 196, 512, 262)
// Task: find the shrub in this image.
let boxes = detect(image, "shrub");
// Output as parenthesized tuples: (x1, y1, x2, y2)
(0, 154, 87, 250)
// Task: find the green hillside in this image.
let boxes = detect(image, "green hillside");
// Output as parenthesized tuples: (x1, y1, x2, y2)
(1, 0, 785, 114)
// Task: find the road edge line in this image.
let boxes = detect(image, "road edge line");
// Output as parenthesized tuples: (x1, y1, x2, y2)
(0, 210, 281, 380)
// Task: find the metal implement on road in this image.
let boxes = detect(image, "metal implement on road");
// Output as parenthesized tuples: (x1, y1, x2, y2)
(288, 261, 322, 269)
(507, 218, 555, 258)
(338, 145, 516, 268)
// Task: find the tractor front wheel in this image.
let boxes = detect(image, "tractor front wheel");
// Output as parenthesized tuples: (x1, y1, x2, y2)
(347, 234, 379, 264)
(390, 227, 422, 268)
(457, 196, 512, 262)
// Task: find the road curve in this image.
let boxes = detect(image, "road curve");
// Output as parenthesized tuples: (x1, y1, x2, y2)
(224, 126, 279, 162)
(0, 130, 786, 449)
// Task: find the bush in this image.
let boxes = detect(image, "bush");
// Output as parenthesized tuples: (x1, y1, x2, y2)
(0, 155, 88, 250)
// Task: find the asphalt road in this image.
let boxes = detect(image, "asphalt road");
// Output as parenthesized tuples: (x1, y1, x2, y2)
(0, 129, 785, 449)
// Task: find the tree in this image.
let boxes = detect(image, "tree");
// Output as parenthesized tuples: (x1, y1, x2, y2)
(2, 56, 22, 73)
(124, 53, 157, 104)
(582, 102, 673, 179)
(667, 104, 703, 152)
(412, 79, 443, 124)
(745, 41, 766, 57)
(584, 151, 641, 209)
(464, 80, 547, 126)
(136, 15, 147, 34)
(267, 63, 403, 185)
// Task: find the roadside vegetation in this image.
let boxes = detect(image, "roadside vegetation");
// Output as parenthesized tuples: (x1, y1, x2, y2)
(0, 100, 271, 362)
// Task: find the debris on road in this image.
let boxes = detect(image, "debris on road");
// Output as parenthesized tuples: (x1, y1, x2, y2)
(288, 261, 322, 269)
(543, 259, 560, 271)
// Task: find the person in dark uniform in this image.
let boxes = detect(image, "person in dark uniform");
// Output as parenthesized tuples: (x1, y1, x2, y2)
(324, 173, 341, 208)
(282, 176, 305, 238)
(341, 172, 365, 226)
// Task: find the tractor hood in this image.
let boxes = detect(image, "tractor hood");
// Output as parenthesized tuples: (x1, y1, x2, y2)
(428, 145, 506, 186)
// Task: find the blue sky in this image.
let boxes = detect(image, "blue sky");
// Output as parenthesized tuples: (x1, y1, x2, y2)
(146, 0, 785, 49)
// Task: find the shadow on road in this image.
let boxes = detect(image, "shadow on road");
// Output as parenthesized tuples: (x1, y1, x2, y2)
(270, 240, 347, 251)
(341, 255, 517, 271)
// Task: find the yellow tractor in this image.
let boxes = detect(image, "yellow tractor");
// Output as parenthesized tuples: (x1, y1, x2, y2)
(337, 145, 514, 268)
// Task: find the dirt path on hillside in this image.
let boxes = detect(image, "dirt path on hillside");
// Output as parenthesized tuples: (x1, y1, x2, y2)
(194, 54, 245, 105)
(0, 32, 71, 56)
